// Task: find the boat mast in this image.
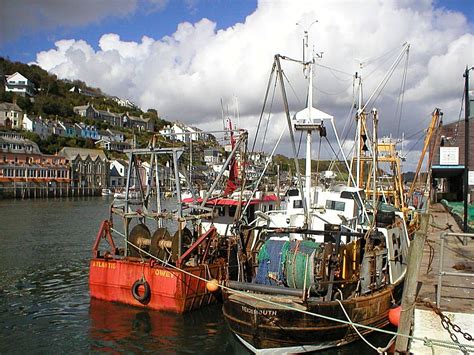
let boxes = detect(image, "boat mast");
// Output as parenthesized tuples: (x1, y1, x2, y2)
(303, 29, 314, 215)
(355, 72, 364, 188)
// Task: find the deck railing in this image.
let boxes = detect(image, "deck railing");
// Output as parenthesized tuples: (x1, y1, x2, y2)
(436, 231, 474, 307)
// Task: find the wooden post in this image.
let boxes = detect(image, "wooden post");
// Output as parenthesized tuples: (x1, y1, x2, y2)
(395, 213, 430, 353)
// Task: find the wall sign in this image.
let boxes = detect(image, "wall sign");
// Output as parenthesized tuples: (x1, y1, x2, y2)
(469, 171, 474, 186)
(439, 147, 459, 165)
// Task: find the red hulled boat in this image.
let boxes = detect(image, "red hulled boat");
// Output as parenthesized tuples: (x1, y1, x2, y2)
(89, 143, 237, 313)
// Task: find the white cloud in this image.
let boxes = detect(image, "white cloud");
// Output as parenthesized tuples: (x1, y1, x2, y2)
(33, 0, 473, 170)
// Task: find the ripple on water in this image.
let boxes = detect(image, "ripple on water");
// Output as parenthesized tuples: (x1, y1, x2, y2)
(0, 198, 251, 354)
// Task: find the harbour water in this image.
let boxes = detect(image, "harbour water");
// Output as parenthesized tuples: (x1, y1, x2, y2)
(0, 197, 392, 354)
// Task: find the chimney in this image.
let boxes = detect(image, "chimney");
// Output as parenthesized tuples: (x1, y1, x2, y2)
(12, 96, 17, 105)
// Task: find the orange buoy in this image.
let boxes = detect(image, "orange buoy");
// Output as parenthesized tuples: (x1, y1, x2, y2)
(388, 306, 401, 327)
(206, 279, 220, 292)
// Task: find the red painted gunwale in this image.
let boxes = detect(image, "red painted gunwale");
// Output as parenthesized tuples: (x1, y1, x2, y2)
(89, 258, 223, 314)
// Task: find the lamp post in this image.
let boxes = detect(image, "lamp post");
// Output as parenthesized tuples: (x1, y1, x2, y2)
(463, 66, 473, 232)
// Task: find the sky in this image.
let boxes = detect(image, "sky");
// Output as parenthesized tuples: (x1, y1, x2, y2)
(1, 0, 473, 171)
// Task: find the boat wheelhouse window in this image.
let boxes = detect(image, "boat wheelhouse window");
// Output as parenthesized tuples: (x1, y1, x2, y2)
(229, 206, 237, 217)
(287, 189, 299, 197)
(325, 200, 345, 211)
(217, 206, 225, 216)
(293, 199, 303, 208)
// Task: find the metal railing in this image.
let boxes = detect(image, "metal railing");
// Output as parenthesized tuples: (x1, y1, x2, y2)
(436, 232, 474, 307)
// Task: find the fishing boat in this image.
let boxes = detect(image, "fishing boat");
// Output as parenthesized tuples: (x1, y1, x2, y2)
(181, 124, 279, 237)
(89, 140, 235, 313)
(222, 35, 411, 352)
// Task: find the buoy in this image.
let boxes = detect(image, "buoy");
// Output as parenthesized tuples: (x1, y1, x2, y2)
(206, 279, 220, 292)
(388, 306, 401, 327)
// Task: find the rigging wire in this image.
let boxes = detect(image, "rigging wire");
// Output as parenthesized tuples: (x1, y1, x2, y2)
(313, 81, 354, 96)
(250, 63, 276, 155)
(363, 44, 405, 80)
(315, 63, 353, 81)
(362, 44, 403, 68)
(404, 133, 425, 157)
(260, 73, 279, 152)
(452, 89, 465, 143)
(280, 69, 303, 157)
(297, 131, 303, 157)
(395, 49, 410, 138)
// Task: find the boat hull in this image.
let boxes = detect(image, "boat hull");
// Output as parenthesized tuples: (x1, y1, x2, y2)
(89, 258, 224, 314)
(222, 282, 403, 352)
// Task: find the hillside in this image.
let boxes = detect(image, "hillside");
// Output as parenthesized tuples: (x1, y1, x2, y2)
(0, 57, 168, 130)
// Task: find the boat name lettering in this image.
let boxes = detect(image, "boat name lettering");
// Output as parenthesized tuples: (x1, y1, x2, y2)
(154, 269, 173, 278)
(92, 261, 116, 269)
(241, 306, 277, 317)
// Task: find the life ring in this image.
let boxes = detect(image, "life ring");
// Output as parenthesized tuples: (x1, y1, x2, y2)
(131, 279, 151, 304)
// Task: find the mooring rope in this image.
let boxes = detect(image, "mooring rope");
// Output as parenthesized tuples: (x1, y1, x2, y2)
(109, 228, 474, 352)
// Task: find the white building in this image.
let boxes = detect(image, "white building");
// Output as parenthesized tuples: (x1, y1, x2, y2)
(110, 96, 139, 109)
(109, 159, 128, 188)
(5, 72, 35, 97)
(204, 148, 222, 165)
(22, 115, 51, 139)
(159, 122, 206, 143)
(0, 102, 23, 128)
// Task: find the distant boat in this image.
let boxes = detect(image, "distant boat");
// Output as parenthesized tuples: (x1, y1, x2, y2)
(101, 188, 113, 196)
(113, 189, 139, 200)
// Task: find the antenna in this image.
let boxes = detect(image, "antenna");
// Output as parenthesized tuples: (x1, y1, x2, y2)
(296, 20, 320, 66)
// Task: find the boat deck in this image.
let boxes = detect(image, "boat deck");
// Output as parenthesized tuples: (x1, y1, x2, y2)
(411, 203, 474, 354)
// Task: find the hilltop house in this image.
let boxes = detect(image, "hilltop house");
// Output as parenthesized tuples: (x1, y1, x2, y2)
(69, 86, 102, 98)
(107, 129, 125, 142)
(73, 103, 98, 119)
(58, 121, 78, 138)
(95, 139, 131, 152)
(110, 96, 138, 109)
(159, 122, 206, 142)
(22, 114, 50, 139)
(73, 103, 154, 132)
(0, 102, 23, 129)
(4, 72, 35, 97)
(122, 112, 153, 132)
(96, 107, 123, 127)
(74, 123, 100, 140)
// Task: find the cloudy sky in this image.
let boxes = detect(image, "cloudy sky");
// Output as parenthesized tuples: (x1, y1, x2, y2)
(1, 0, 473, 170)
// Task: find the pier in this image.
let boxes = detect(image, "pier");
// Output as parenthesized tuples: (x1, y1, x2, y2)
(409, 203, 474, 354)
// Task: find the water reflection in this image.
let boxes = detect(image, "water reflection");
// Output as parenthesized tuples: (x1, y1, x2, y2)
(89, 299, 248, 354)
(0, 197, 394, 355)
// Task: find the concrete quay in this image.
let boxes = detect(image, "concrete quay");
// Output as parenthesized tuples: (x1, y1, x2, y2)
(410, 203, 474, 354)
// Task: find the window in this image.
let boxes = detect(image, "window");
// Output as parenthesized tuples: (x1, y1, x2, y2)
(287, 189, 300, 197)
(229, 206, 237, 217)
(217, 206, 225, 216)
(325, 200, 346, 212)
(293, 200, 303, 208)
